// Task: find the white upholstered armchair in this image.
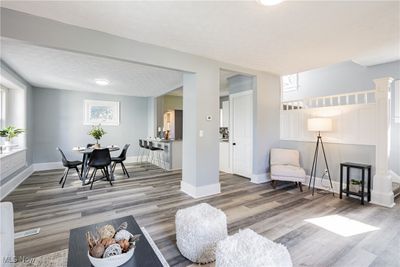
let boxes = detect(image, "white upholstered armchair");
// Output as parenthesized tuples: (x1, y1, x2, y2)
(270, 148, 306, 191)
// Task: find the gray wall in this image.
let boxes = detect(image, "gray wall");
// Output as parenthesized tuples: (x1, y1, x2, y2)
(284, 60, 400, 101)
(391, 80, 400, 174)
(1, 8, 280, 193)
(281, 60, 400, 180)
(32, 87, 148, 163)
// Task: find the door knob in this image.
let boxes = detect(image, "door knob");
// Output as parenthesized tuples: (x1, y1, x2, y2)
(232, 142, 236, 146)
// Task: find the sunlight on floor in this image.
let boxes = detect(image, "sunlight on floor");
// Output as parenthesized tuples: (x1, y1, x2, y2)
(305, 215, 379, 237)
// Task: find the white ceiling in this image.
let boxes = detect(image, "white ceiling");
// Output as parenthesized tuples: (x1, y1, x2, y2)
(165, 69, 242, 97)
(0, 39, 183, 97)
(1, 1, 399, 74)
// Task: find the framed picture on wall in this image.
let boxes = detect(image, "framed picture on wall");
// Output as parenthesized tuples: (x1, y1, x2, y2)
(84, 100, 120, 126)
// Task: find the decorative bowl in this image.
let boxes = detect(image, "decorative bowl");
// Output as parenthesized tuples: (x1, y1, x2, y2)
(88, 247, 135, 267)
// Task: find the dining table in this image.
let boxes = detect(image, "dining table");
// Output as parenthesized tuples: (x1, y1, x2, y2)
(72, 146, 120, 186)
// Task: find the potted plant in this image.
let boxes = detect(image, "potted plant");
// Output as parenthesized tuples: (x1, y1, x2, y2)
(350, 179, 362, 193)
(0, 126, 24, 146)
(88, 124, 106, 149)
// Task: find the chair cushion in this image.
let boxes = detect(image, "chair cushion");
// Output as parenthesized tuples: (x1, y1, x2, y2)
(68, 161, 82, 167)
(271, 148, 300, 167)
(271, 165, 306, 182)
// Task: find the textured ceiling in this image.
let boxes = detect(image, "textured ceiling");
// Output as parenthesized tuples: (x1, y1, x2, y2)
(1, 1, 399, 74)
(0, 39, 183, 97)
(166, 69, 242, 97)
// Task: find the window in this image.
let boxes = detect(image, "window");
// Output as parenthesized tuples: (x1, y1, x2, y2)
(281, 73, 299, 93)
(0, 86, 7, 129)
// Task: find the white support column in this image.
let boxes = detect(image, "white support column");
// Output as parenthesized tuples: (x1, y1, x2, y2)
(181, 69, 221, 198)
(371, 77, 395, 208)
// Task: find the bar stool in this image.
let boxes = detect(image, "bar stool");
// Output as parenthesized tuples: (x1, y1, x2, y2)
(148, 141, 166, 170)
(141, 140, 152, 168)
(138, 139, 147, 165)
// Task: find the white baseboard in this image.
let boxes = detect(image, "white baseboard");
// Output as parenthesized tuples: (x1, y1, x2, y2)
(303, 175, 340, 194)
(370, 191, 395, 208)
(124, 156, 139, 164)
(0, 165, 34, 200)
(33, 162, 63, 171)
(180, 180, 221, 198)
(251, 172, 271, 184)
(31, 156, 141, 172)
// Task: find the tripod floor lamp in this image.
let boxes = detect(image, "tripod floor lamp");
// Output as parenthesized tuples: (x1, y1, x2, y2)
(308, 118, 334, 196)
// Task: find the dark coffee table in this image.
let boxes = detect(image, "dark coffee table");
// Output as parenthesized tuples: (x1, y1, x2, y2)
(67, 216, 164, 267)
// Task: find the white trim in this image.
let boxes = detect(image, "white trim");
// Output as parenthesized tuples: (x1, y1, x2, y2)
(123, 156, 139, 164)
(180, 180, 221, 198)
(33, 162, 63, 171)
(0, 165, 34, 200)
(251, 172, 270, 184)
(32, 156, 141, 172)
(303, 175, 340, 194)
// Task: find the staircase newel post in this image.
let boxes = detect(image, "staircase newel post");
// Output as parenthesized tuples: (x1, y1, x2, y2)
(371, 77, 395, 207)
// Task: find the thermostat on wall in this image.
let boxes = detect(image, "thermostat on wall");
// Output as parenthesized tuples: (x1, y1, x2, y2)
(206, 115, 212, 121)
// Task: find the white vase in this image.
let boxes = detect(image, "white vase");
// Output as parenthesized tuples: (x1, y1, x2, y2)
(4, 140, 12, 146)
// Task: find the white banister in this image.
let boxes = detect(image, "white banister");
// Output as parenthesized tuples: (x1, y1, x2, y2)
(371, 77, 395, 208)
(282, 89, 376, 110)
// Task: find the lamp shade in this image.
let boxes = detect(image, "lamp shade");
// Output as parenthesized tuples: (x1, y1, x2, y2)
(308, 118, 332, 132)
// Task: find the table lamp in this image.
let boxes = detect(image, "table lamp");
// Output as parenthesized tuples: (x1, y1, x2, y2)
(307, 117, 334, 196)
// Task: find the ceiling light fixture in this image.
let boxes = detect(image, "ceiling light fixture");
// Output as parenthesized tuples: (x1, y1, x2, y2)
(259, 0, 284, 6)
(94, 79, 110, 86)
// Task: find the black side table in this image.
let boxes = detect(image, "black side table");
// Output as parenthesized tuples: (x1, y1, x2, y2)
(340, 162, 371, 205)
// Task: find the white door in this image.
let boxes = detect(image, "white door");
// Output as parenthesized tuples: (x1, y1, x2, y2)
(231, 91, 253, 178)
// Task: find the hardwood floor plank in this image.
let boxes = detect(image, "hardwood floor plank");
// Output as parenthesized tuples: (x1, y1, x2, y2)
(4, 163, 400, 266)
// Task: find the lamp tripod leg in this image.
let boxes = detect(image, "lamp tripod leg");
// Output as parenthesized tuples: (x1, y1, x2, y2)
(312, 138, 319, 196)
(320, 138, 334, 196)
(309, 136, 320, 189)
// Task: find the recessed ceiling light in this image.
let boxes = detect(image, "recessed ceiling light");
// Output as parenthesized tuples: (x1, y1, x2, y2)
(259, 0, 284, 6)
(94, 79, 110, 86)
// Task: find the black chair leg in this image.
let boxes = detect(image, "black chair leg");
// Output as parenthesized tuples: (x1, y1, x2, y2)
(105, 168, 113, 186)
(121, 162, 130, 178)
(59, 168, 67, 184)
(90, 169, 97, 190)
(62, 168, 70, 188)
(75, 167, 81, 180)
(112, 162, 117, 173)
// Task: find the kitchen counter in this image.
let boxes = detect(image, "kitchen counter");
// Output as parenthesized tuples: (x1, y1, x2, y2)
(149, 140, 182, 170)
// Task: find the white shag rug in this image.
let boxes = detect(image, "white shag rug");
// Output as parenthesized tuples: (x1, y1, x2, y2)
(216, 229, 292, 267)
(176, 203, 228, 264)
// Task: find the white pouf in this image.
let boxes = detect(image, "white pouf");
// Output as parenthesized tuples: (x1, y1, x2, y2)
(175, 203, 228, 263)
(216, 229, 293, 267)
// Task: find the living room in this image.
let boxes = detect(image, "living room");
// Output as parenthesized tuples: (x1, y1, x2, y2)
(0, 1, 399, 267)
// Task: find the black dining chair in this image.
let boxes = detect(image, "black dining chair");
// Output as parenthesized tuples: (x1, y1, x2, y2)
(81, 143, 96, 177)
(87, 148, 113, 190)
(57, 147, 82, 188)
(111, 144, 130, 178)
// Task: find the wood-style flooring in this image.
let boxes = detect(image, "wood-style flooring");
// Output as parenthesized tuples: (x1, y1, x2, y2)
(4, 163, 400, 267)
